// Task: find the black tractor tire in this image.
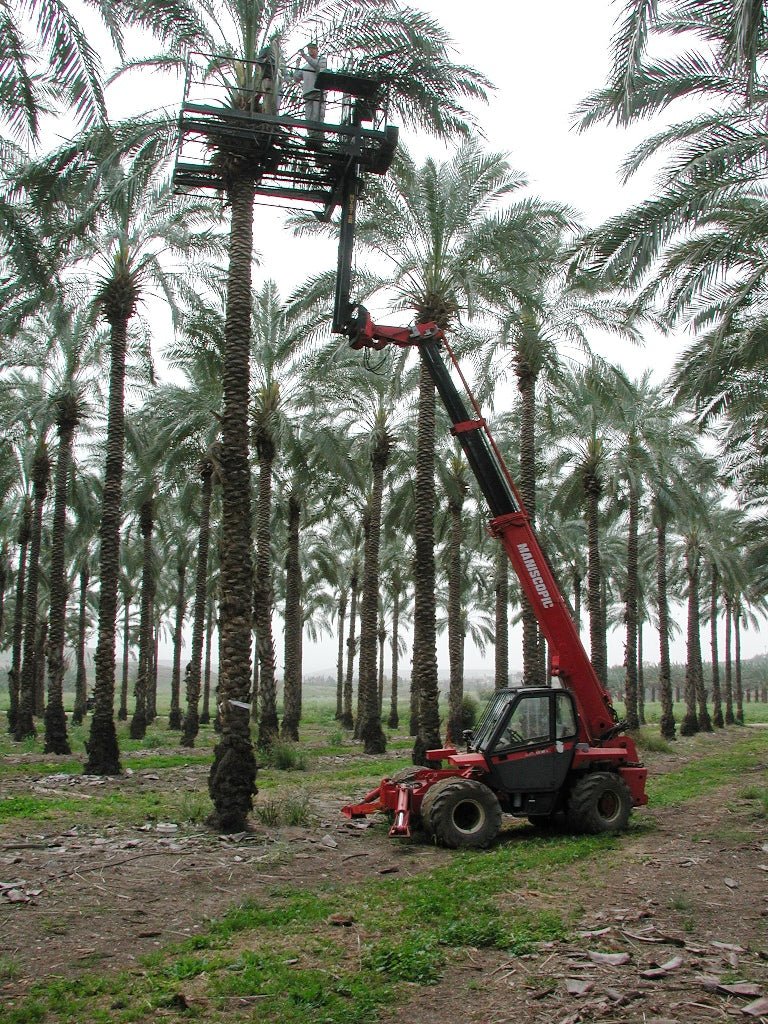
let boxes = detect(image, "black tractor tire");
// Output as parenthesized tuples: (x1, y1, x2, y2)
(421, 778, 502, 849)
(566, 773, 632, 834)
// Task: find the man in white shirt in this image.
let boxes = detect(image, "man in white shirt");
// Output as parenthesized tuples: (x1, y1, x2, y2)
(294, 42, 327, 134)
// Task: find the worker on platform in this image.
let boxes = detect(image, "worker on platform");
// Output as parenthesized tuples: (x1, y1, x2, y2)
(294, 41, 327, 136)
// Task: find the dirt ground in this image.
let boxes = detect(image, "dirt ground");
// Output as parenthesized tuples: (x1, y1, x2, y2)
(1, 732, 767, 1024)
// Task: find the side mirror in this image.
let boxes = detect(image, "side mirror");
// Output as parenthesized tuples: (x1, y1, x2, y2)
(462, 728, 473, 752)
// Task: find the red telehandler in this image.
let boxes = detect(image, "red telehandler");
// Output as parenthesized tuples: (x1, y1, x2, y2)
(337, 309, 648, 848)
(324, 136, 647, 849)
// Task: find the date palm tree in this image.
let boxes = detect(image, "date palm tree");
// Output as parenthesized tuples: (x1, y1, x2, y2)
(0, 0, 200, 142)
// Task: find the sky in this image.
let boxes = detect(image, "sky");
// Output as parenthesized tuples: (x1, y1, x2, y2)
(72, 1, 766, 673)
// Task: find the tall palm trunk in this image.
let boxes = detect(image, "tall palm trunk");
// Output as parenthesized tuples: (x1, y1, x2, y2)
(335, 588, 347, 721)
(168, 561, 186, 730)
(130, 498, 154, 740)
(387, 578, 401, 729)
(709, 564, 724, 728)
(208, 174, 257, 831)
(44, 397, 79, 754)
(342, 563, 358, 730)
(7, 501, 31, 734)
(118, 587, 130, 720)
(254, 439, 278, 749)
(623, 483, 640, 730)
(182, 460, 213, 746)
(0, 546, 6, 646)
(86, 297, 136, 775)
(281, 491, 302, 741)
(734, 599, 744, 723)
(724, 594, 735, 724)
(494, 548, 508, 688)
(16, 443, 50, 740)
(655, 509, 675, 738)
(680, 541, 702, 735)
(446, 486, 465, 744)
(72, 566, 91, 723)
(201, 592, 214, 725)
(377, 619, 386, 714)
(412, 358, 440, 764)
(585, 473, 606, 685)
(516, 355, 543, 685)
(359, 430, 389, 754)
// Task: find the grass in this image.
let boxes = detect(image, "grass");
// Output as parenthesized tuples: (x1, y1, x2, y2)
(1, 698, 767, 1024)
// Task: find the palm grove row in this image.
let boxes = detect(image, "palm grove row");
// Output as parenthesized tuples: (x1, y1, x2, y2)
(1, 1, 766, 830)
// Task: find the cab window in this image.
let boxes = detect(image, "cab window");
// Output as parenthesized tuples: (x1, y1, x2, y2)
(555, 692, 577, 739)
(493, 693, 551, 751)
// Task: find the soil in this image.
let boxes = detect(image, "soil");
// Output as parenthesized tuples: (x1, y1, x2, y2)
(1, 729, 767, 1024)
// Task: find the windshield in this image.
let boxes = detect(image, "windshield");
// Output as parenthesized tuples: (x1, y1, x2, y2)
(470, 690, 516, 750)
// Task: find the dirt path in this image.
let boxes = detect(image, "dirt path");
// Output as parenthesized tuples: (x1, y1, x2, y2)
(1, 737, 767, 1023)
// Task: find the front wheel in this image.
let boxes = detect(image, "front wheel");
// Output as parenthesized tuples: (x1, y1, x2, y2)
(421, 778, 501, 849)
(567, 773, 632, 834)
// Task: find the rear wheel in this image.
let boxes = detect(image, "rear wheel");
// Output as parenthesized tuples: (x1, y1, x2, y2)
(422, 778, 501, 849)
(567, 773, 632, 834)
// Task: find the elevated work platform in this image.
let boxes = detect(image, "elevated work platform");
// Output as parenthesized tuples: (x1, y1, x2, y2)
(172, 53, 398, 220)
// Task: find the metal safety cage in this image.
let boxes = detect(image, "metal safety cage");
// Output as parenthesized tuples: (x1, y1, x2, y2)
(172, 51, 398, 219)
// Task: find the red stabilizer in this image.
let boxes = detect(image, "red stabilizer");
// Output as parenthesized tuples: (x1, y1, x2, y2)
(388, 783, 413, 837)
(341, 785, 382, 819)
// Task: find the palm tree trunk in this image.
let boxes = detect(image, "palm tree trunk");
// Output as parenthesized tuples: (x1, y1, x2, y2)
(16, 444, 50, 740)
(377, 619, 386, 715)
(130, 498, 154, 740)
(623, 484, 640, 730)
(342, 564, 358, 730)
(724, 594, 735, 724)
(147, 613, 158, 724)
(516, 357, 543, 686)
(118, 589, 130, 721)
(637, 621, 645, 724)
(208, 174, 257, 831)
(335, 589, 347, 721)
(86, 312, 131, 775)
(585, 474, 606, 685)
(412, 358, 440, 764)
(254, 444, 278, 749)
(446, 492, 464, 743)
(734, 599, 744, 723)
(44, 407, 77, 754)
(494, 547, 509, 689)
(73, 567, 91, 724)
(281, 491, 302, 742)
(359, 436, 388, 754)
(709, 564, 724, 728)
(182, 460, 213, 746)
(655, 512, 675, 738)
(201, 593, 214, 725)
(387, 583, 400, 729)
(168, 562, 186, 730)
(35, 619, 47, 717)
(7, 501, 31, 734)
(0, 546, 6, 648)
(680, 542, 701, 735)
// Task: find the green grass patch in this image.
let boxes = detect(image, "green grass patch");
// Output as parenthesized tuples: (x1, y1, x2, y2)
(648, 731, 767, 807)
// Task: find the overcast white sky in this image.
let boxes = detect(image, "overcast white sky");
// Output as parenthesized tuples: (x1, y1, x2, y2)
(82, 1, 763, 672)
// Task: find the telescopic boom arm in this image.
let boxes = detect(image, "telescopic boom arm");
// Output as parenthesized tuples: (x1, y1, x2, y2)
(345, 304, 621, 747)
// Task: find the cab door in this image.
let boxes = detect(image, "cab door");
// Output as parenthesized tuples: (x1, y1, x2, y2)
(485, 691, 577, 794)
